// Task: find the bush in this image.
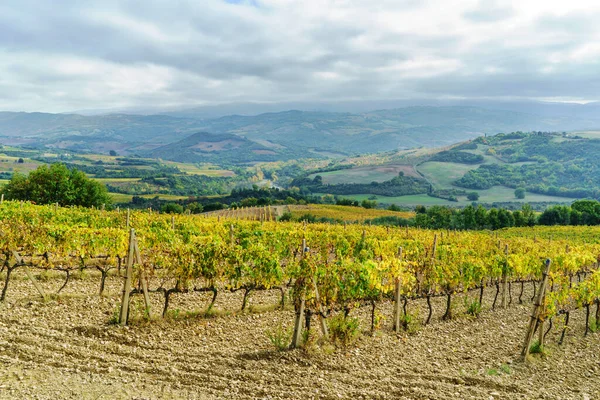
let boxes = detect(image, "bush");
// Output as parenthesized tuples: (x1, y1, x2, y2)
(266, 324, 292, 351)
(186, 202, 204, 214)
(278, 211, 293, 222)
(203, 202, 225, 212)
(399, 311, 420, 334)
(465, 298, 482, 317)
(336, 198, 357, 206)
(515, 187, 526, 199)
(161, 203, 183, 214)
(328, 314, 360, 347)
(467, 192, 480, 201)
(388, 204, 402, 211)
(529, 340, 545, 355)
(361, 199, 377, 209)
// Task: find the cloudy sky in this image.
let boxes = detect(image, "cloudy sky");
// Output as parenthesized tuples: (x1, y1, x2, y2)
(1, 0, 599, 112)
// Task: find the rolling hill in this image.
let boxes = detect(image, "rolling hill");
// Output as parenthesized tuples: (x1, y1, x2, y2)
(0, 106, 598, 162)
(146, 131, 305, 163)
(296, 132, 600, 207)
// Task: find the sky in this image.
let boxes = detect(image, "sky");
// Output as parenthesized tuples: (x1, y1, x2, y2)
(1, 0, 600, 112)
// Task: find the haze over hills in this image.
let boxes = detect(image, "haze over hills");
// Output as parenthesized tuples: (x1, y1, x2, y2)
(0, 103, 599, 162)
(70, 99, 600, 120)
(146, 131, 306, 164)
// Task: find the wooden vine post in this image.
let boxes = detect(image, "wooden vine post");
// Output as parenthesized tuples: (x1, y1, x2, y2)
(290, 238, 307, 349)
(393, 247, 403, 333)
(11, 250, 47, 301)
(119, 229, 136, 326)
(126, 208, 130, 229)
(313, 277, 328, 339)
(520, 258, 552, 361)
(133, 238, 151, 316)
(501, 244, 509, 308)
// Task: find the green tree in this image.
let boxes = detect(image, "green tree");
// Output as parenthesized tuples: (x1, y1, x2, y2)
(2, 163, 111, 208)
(474, 205, 488, 229)
(487, 208, 501, 230)
(571, 199, 600, 225)
(161, 203, 184, 214)
(361, 199, 377, 209)
(467, 192, 480, 201)
(520, 204, 536, 226)
(186, 202, 204, 214)
(460, 204, 478, 229)
(514, 187, 526, 199)
(538, 205, 571, 225)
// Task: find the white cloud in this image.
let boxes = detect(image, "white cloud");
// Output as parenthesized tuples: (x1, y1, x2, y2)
(0, 0, 599, 112)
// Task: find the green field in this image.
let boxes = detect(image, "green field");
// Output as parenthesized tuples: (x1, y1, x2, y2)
(94, 178, 141, 183)
(416, 162, 478, 188)
(468, 186, 576, 204)
(309, 164, 417, 185)
(162, 161, 235, 177)
(342, 193, 456, 206)
(0, 154, 44, 174)
(573, 131, 600, 139)
(342, 185, 576, 207)
(108, 193, 133, 203)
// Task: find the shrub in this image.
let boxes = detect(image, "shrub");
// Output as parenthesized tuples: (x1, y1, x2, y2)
(467, 192, 480, 201)
(161, 203, 183, 214)
(266, 323, 292, 351)
(328, 314, 360, 347)
(529, 340, 545, 355)
(278, 211, 293, 222)
(465, 298, 482, 317)
(399, 311, 420, 334)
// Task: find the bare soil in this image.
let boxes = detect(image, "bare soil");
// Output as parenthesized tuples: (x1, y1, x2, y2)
(0, 272, 599, 400)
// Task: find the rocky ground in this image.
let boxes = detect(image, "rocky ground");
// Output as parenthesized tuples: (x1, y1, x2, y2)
(0, 270, 598, 399)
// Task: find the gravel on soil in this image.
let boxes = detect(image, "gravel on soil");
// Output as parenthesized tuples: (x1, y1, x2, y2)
(0, 271, 599, 399)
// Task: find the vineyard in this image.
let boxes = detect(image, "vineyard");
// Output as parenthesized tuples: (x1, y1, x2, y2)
(1, 201, 599, 348)
(204, 203, 414, 222)
(1, 201, 600, 398)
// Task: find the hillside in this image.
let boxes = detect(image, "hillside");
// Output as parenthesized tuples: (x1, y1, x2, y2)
(1, 106, 598, 161)
(454, 132, 600, 198)
(297, 132, 599, 207)
(146, 131, 307, 163)
(0, 112, 206, 153)
(197, 106, 598, 154)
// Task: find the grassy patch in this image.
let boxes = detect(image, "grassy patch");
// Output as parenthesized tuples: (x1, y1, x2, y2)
(309, 164, 418, 185)
(265, 323, 292, 351)
(417, 161, 479, 188)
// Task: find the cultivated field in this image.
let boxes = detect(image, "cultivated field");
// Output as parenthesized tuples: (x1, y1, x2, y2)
(0, 272, 598, 399)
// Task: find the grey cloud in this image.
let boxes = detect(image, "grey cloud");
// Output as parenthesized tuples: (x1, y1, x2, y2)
(0, 0, 599, 112)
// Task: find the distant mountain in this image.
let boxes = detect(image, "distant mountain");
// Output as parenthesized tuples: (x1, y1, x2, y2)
(161, 99, 600, 120)
(0, 112, 206, 152)
(1, 105, 599, 161)
(145, 131, 307, 163)
(197, 106, 600, 154)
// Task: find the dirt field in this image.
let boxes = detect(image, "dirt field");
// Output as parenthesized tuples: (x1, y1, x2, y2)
(0, 272, 599, 399)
